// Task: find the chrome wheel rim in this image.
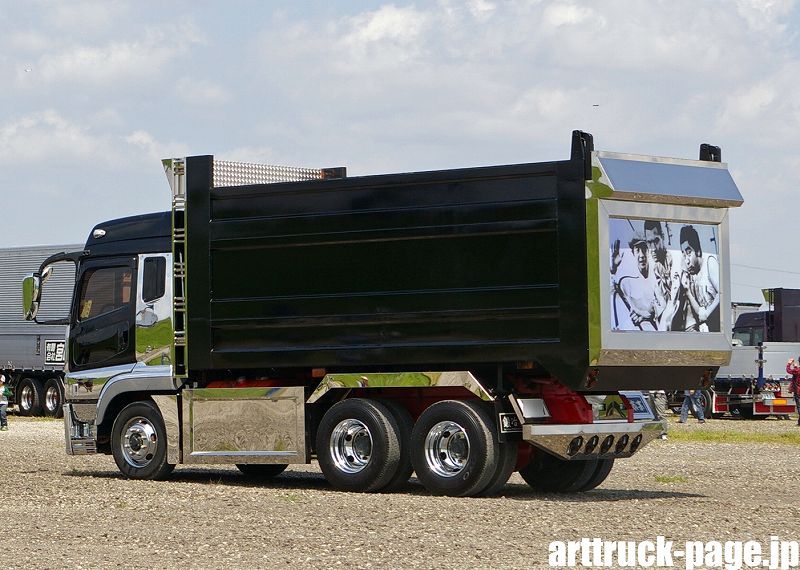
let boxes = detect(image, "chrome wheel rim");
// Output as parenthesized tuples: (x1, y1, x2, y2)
(121, 417, 158, 468)
(329, 419, 373, 474)
(424, 421, 470, 478)
(20, 385, 33, 411)
(45, 386, 59, 412)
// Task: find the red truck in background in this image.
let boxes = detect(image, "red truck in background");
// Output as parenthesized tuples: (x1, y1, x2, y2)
(670, 288, 800, 419)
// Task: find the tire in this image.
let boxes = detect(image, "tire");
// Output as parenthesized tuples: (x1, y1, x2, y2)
(377, 400, 414, 492)
(236, 464, 288, 478)
(315, 398, 402, 493)
(575, 458, 615, 492)
(111, 401, 175, 480)
(17, 377, 44, 416)
(699, 389, 713, 418)
(43, 378, 65, 418)
(410, 400, 498, 497)
(738, 406, 754, 419)
(477, 440, 518, 497)
(519, 452, 598, 493)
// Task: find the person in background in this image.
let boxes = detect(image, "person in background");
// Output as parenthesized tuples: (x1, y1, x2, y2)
(786, 357, 800, 426)
(0, 374, 9, 431)
(678, 389, 706, 424)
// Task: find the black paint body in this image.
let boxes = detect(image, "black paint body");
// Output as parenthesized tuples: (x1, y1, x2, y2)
(184, 152, 592, 388)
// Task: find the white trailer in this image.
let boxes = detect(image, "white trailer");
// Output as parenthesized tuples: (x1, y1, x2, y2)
(0, 245, 79, 416)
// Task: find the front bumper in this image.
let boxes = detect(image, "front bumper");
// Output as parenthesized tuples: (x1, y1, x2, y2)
(63, 402, 98, 455)
(523, 419, 667, 460)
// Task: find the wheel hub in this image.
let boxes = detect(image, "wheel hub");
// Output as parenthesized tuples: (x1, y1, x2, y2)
(424, 421, 470, 478)
(121, 418, 158, 468)
(330, 419, 373, 474)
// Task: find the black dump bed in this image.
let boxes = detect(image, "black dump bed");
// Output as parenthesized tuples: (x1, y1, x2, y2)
(180, 133, 742, 391)
(184, 147, 590, 387)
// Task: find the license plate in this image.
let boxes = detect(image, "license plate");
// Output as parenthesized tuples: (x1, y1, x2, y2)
(498, 413, 522, 433)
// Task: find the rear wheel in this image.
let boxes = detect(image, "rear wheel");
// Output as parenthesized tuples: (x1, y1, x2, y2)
(377, 400, 414, 492)
(42, 378, 64, 418)
(519, 452, 598, 493)
(17, 377, 43, 416)
(576, 458, 615, 492)
(410, 400, 498, 497)
(477, 440, 518, 497)
(699, 389, 713, 418)
(111, 401, 175, 480)
(236, 464, 288, 478)
(316, 398, 402, 492)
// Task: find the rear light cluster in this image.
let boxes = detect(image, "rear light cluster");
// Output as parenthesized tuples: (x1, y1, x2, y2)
(566, 433, 643, 457)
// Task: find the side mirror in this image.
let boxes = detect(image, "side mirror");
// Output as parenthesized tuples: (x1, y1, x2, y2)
(41, 264, 54, 284)
(22, 273, 42, 321)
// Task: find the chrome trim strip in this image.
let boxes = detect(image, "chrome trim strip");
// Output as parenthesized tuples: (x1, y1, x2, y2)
(95, 364, 179, 425)
(189, 451, 297, 457)
(66, 363, 136, 401)
(595, 150, 728, 170)
(308, 371, 493, 404)
(592, 199, 733, 366)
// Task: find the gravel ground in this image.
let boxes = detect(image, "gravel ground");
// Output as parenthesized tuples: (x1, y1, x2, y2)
(1, 414, 799, 569)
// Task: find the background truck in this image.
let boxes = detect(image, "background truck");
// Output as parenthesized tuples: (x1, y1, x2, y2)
(26, 131, 743, 496)
(0, 245, 78, 416)
(670, 288, 800, 418)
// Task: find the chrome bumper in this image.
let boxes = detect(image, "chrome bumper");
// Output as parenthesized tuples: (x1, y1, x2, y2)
(63, 403, 98, 455)
(523, 419, 667, 460)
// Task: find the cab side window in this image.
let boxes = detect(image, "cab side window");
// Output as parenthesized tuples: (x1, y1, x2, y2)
(78, 267, 133, 320)
(142, 257, 166, 302)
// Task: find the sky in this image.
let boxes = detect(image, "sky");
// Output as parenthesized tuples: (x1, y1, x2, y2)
(1, 0, 798, 305)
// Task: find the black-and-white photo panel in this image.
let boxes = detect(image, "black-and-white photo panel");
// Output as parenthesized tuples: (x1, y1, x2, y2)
(609, 218, 720, 333)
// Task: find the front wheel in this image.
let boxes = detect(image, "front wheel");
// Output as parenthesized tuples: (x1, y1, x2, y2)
(111, 401, 175, 480)
(410, 400, 498, 497)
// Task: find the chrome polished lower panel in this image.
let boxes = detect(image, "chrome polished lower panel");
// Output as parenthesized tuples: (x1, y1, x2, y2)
(523, 419, 667, 460)
(182, 387, 307, 464)
(63, 403, 97, 455)
(153, 395, 181, 465)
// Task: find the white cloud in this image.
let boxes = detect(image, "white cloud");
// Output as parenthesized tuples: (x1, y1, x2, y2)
(25, 25, 202, 85)
(125, 130, 189, 163)
(175, 77, 231, 106)
(0, 110, 111, 164)
(38, 0, 131, 34)
(335, 5, 432, 71)
(542, 3, 594, 28)
(467, 0, 496, 19)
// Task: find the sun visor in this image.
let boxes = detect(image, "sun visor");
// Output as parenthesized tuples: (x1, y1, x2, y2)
(594, 151, 743, 208)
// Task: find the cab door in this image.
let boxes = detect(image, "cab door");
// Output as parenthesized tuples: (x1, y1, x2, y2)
(69, 257, 137, 372)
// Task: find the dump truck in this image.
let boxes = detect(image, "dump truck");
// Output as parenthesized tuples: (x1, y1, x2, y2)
(675, 289, 800, 418)
(24, 131, 743, 495)
(0, 245, 79, 416)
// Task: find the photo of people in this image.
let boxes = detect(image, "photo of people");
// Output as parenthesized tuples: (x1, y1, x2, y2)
(609, 218, 720, 332)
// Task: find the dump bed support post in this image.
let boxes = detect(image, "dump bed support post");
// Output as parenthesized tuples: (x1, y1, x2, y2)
(571, 130, 594, 181)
